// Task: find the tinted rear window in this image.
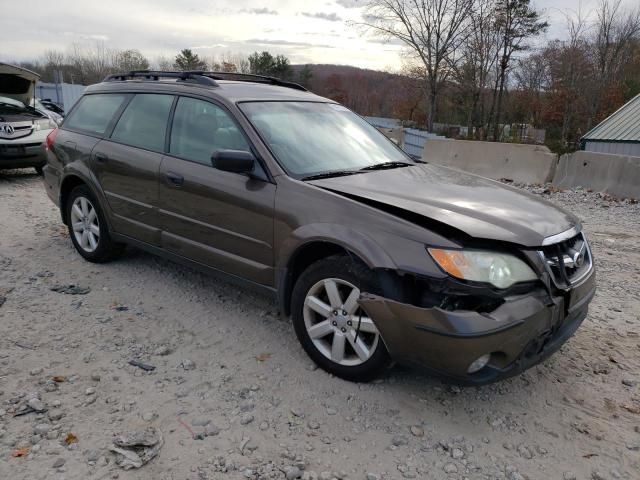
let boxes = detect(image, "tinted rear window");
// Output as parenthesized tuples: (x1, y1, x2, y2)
(0, 74, 31, 94)
(111, 94, 174, 152)
(64, 94, 128, 136)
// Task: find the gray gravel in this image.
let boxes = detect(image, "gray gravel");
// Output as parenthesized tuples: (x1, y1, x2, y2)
(0, 170, 639, 480)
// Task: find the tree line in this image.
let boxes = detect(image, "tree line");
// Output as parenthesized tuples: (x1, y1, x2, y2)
(359, 0, 640, 149)
(17, 47, 312, 89)
(14, 0, 640, 152)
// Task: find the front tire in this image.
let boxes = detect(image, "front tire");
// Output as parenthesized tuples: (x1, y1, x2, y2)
(66, 185, 123, 263)
(291, 255, 390, 382)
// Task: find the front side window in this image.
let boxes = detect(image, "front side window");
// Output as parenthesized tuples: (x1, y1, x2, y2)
(169, 97, 250, 165)
(110, 94, 174, 151)
(239, 102, 410, 177)
(64, 94, 128, 136)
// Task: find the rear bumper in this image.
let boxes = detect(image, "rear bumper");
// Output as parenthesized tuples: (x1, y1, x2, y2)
(360, 268, 596, 385)
(0, 142, 46, 169)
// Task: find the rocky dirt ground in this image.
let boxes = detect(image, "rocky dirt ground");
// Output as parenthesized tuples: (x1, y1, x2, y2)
(0, 169, 638, 480)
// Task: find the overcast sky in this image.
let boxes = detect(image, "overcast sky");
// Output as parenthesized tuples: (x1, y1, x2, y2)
(1, 0, 637, 71)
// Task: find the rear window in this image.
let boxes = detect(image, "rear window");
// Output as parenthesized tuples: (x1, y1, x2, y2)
(64, 94, 128, 136)
(0, 74, 31, 94)
(110, 94, 174, 152)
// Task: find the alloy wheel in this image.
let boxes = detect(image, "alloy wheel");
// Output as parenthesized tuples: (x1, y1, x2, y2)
(303, 278, 380, 367)
(70, 196, 100, 253)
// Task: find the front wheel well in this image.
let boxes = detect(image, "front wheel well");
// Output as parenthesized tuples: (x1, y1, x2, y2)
(279, 241, 368, 316)
(59, 175, 87, 225)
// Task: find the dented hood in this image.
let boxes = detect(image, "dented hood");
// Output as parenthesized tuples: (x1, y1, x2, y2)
(0, 63, 39, 106)
(309, 163, 578, 247)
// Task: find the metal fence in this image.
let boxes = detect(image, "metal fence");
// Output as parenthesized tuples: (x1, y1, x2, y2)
(35, 82, 86, 111)
(364, 116, 445, 158)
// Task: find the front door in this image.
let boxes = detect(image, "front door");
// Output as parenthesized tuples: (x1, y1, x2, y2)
(158, 96, 276, 286)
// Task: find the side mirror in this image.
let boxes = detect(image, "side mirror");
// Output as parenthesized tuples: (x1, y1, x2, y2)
(211, 149, 255, 174)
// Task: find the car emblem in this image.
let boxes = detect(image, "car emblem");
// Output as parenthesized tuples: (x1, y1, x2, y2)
(0, 123, 15, 135)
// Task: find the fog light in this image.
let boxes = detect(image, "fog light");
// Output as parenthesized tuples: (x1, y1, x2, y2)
(467, 354, 491, 374)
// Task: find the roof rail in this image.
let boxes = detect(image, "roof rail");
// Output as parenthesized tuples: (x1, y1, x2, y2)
(103, 70, 307, 91)
(103, 70, 219, 87)
(203, 72, 307, 91)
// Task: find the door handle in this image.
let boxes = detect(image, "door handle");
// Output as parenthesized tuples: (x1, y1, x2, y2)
(165, 171, 184, 186)
(94, 152, 108, 163)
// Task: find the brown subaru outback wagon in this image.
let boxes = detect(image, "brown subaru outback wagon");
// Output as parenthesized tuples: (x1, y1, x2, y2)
(42, 71, 596, 384)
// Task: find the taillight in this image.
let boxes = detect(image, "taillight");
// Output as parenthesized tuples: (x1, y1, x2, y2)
(45, 128, 58, 150)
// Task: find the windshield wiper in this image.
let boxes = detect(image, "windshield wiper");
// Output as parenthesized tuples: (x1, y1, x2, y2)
(359, 161, 413, 171)
(301, 170, 363, 181)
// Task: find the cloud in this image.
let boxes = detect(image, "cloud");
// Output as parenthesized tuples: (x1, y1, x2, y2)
(336, 0, 361, 7)
(246, 38, 335, 49)
(300, 12, 342, 22)
(361, 13, 381, 23)
(63, 32, 110, 41)
(190, 44, 228, 49)
(367, 37, 405, 46)
(246, 7, 278, 15)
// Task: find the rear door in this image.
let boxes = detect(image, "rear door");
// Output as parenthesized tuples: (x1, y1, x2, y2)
(91, 93, 175, 246)
(158, 96, 276, 286)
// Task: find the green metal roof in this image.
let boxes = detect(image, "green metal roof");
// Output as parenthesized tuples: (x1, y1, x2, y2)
(582, 93, 640, 142)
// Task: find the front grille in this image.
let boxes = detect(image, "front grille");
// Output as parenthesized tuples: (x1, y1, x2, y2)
(0, 121, 34, 140)
(538, 232, 592, 288)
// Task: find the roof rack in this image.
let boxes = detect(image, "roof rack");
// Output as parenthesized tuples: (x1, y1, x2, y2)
(102, 70, 307, 91)
(204, 72, 307, 91)
(103, 71, 218, 86)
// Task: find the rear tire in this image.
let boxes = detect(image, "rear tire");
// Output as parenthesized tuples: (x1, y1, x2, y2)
(66, 185, 124, 263)
(291, 255, 391, 382)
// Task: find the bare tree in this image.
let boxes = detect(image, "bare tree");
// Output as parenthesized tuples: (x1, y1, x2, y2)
(451, 0, 500, 138)
(551, 9, 591, 144)
(488, 0, 548, 140)
(513, 51, 547, 126)
(154, 55, 175, 71)
(359, 0, 474, 131)
(587, 0, 640, 127)
(113, 49, 150, 72)
(67, 41, 116, 84)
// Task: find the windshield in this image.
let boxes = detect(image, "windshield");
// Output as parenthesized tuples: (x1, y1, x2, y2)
(0, 95, 41, 116)
(239, 102, 410, 177)
(0, 96, 26, 109)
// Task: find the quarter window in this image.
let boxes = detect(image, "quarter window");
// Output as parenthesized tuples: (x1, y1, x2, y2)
(169, 97, 250, 165)
(110, 94, 174, 151)
(64, 94, 128, 136)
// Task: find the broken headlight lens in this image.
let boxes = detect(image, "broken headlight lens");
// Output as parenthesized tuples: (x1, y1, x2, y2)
(427, 248, 537, 289)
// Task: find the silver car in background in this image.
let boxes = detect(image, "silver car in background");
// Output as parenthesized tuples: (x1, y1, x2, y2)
(0, 63, 57, 174)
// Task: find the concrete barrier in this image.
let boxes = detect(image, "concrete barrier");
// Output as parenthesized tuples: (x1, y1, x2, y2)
(422, 139, 557, 184)
(377, 127, 405, 148)
(552, 151, 640, 199)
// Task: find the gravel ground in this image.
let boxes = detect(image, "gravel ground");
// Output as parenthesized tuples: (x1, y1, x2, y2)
(0, 169, 639, 480)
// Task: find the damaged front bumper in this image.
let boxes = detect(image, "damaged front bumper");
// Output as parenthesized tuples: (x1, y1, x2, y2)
(359, 268, 596, 385)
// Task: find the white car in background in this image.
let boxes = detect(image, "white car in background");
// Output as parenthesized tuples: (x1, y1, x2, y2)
(31, 98, 64, 125)
(0, 63, 57, 174)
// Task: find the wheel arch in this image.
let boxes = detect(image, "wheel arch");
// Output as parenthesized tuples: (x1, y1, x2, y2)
(59, 174, 86, 225)
(276, 226, 397, 316)
(59, 172, 110, 228)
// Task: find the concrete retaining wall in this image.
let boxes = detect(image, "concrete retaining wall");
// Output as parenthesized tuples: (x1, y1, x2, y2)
(377, 127, 405, 148)
(422, 139, 557, 184)
(552, 151, 640, 199)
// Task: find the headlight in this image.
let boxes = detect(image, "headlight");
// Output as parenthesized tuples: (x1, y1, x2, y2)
(34, 118, 57, 130)
(428, 248, 537, 289)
